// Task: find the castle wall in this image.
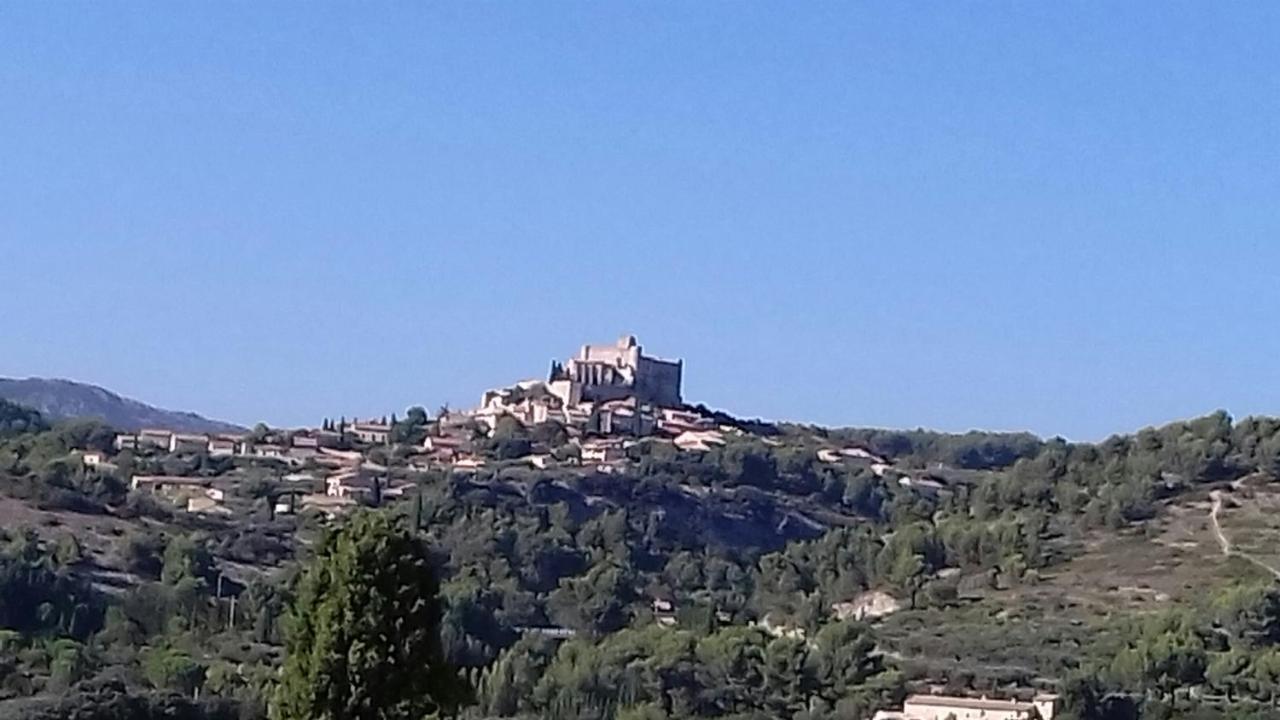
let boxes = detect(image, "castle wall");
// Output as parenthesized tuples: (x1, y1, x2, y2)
(636, 356, 682, 406)
(581, 382, 633, 404)
(579, 343, 640, 368)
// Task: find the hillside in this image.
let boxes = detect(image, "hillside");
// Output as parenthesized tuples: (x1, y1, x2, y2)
(0, 400, 1279, 718)
(0, 377, 243, 433)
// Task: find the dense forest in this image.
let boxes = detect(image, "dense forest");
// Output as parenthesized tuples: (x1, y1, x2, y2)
(1, 398, 1280, 718)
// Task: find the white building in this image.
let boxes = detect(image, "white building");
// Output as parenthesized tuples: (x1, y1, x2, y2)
(113, 434, 139, 451)
(349, 421, 391, 445)
(875, 693, 1058, 720)
(80, 450, 109, 467)
(169, 433, 209, 454)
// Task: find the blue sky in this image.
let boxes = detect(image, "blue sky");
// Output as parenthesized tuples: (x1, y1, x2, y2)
(1, 3, 1278, 440)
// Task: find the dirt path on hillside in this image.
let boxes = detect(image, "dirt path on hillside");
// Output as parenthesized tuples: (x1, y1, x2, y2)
(1209, 490, 1280, 579)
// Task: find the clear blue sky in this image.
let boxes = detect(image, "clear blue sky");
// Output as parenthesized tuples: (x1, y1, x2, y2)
(2, 3, 1278, 441)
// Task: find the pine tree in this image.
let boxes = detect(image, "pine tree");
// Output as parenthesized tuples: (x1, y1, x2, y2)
(272, 512, 468, 720)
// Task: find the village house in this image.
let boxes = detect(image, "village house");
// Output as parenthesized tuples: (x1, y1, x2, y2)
(291, 434, 320, 449)
(349, 420, 391, 445)
(562, 405, 592, 427)
(672, 430, 726, 452)
(250, 444, 287, 461)
(79, 450, 109, 468)
(313, 429, 343, 448)
(207, 437, 237, 456)
(597, 398, 656, 436)
(130, 475, 211, 493)
(657, 407, 713, 434)
(423, 433, 471, 456)
(138, 429, 172, 449)
(874, 693, 1058, 720)
(326, 474, 372, 499)
(651, 598, 677, 627)
(113, 434, 139, 451)
(472, 406, 510, 434)
(580, 438, 627, 464)
(186, 495, 231, 515)
(475, 381, 562, 430)
(169, 433, 208, 454)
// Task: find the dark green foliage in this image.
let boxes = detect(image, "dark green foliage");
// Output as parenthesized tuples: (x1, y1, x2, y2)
(273, 512, 467, 720)
(390, 407, 431, 446)
(0, 678, 248, 719)
(475, 621, 901, 720)
(0, 401, 47, 440)
(815, 426, 1043, 470)
(0, 531, 104, 641)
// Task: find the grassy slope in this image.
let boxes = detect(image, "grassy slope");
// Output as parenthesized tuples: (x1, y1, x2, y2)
(878, 487, 1279, 685)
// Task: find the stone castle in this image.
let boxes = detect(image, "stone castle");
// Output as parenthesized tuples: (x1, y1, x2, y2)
(548, 335, 683, 408)
(463, 335, 687, 440)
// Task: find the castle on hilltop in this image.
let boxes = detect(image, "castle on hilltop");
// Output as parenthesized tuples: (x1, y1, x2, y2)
(463, 335, 697, 442)
(548, 335, 683, 408)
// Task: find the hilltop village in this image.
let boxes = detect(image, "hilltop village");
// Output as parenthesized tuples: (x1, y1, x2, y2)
(5, 335, 1280, 718)
(28, 335, 1075, 717)
(102, 335, 906, 519)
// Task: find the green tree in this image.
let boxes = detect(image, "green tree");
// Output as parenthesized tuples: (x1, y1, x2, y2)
(53, 534, 84, 568)
(406, 406, 429, 426)
(548, 562, 636, 635)
(1207, 650, 1251, 702)
(1215, 584, 1280, 650)
(1255, 649, 1280, 707)
(251, 423, 272, 443)
(143, 647, 207, 696)
(161, 534, 215, 586)
(273, 512, 467, 720)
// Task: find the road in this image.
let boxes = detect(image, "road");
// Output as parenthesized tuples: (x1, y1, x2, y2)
(1209, 489, 1280, 579)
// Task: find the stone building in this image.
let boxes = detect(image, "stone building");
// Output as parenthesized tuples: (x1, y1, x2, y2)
(874, 693, 1058, 720)
(549, 335, 682, 407)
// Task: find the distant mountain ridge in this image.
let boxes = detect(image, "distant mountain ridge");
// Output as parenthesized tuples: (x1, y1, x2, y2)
(0, 377, 245, 434)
